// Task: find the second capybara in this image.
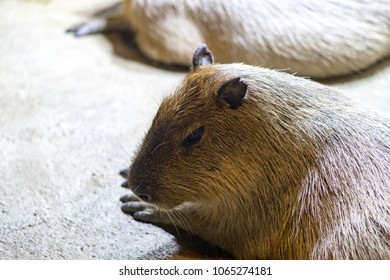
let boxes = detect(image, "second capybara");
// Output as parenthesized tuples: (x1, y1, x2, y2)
(68, 0, 390, 78)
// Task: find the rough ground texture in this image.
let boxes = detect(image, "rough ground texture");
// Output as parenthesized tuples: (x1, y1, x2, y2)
(0, 0, 389, 259)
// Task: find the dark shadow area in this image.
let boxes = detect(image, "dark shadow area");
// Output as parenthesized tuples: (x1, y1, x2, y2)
(160, 225, 232, 260)
(317, 56, 390, 84)
(120, 212, 231, 260)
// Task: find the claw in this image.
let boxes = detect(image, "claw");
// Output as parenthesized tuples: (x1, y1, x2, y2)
(119, 168, 129, 179)
(64, 24, 86, 37)
(119, 193, 139, 203)
(65, 19, 107, 37)
(133, 209, 156, 222)
(121, 201, 150, 213)
(121, 181, 129, 189)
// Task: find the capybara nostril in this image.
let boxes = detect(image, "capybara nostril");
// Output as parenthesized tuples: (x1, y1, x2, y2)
(130, 183, 154, 202)
(138, 194, 152, 202)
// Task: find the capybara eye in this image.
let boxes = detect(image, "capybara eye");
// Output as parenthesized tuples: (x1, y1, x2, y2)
(182, 126, 205, 148)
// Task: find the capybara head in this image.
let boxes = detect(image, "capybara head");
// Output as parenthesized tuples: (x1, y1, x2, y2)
(128, 44, 313, 211)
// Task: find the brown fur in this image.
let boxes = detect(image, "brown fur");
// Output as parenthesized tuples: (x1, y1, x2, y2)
(121, 45, 390, 259)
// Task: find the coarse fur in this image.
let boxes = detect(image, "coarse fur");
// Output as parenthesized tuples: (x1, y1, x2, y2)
(68, 0, 390, 78)
(121, 45, 390, 259)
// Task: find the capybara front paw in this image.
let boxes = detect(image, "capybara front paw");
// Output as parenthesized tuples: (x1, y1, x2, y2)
(120, 193, 170, 224)
(66, 20, 105, 37)
(65, 23, 90, 37)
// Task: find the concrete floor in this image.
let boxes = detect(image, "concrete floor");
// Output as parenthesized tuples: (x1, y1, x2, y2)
(0, 0, 389, 259)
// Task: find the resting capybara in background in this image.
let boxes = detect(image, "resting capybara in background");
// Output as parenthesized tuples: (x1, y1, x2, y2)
(120, 44, 390, 259)
(68, 0, 390, 78)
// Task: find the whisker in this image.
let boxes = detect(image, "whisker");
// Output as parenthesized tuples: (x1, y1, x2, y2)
(170, 210, 186, 234)
(133, 184, 142, 192)
(172, 209, 193, 235)
(145, 91, 161, 108)
(117, 141, 133, 163)
(165, 210, 182, 239)
(168, 127, 177, 134)
(152, 141, 169, 153)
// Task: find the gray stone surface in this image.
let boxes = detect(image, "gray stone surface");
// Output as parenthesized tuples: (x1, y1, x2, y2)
(0, 0, 389, 259)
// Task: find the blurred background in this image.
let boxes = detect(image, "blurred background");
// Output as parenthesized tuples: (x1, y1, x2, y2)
(0, 0, 389, 259)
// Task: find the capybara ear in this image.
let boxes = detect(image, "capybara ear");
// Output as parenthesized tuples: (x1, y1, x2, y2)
(217, 78, 248, 109)
(192, 44, 214, 68)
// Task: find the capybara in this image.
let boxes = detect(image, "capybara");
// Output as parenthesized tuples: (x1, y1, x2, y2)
(120, 44, 390, 259)
(68, 0, 390, 78)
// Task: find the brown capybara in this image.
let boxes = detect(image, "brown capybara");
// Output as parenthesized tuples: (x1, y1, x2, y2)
(68, 0, 390, 78)
(120, 44, 390, 259)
